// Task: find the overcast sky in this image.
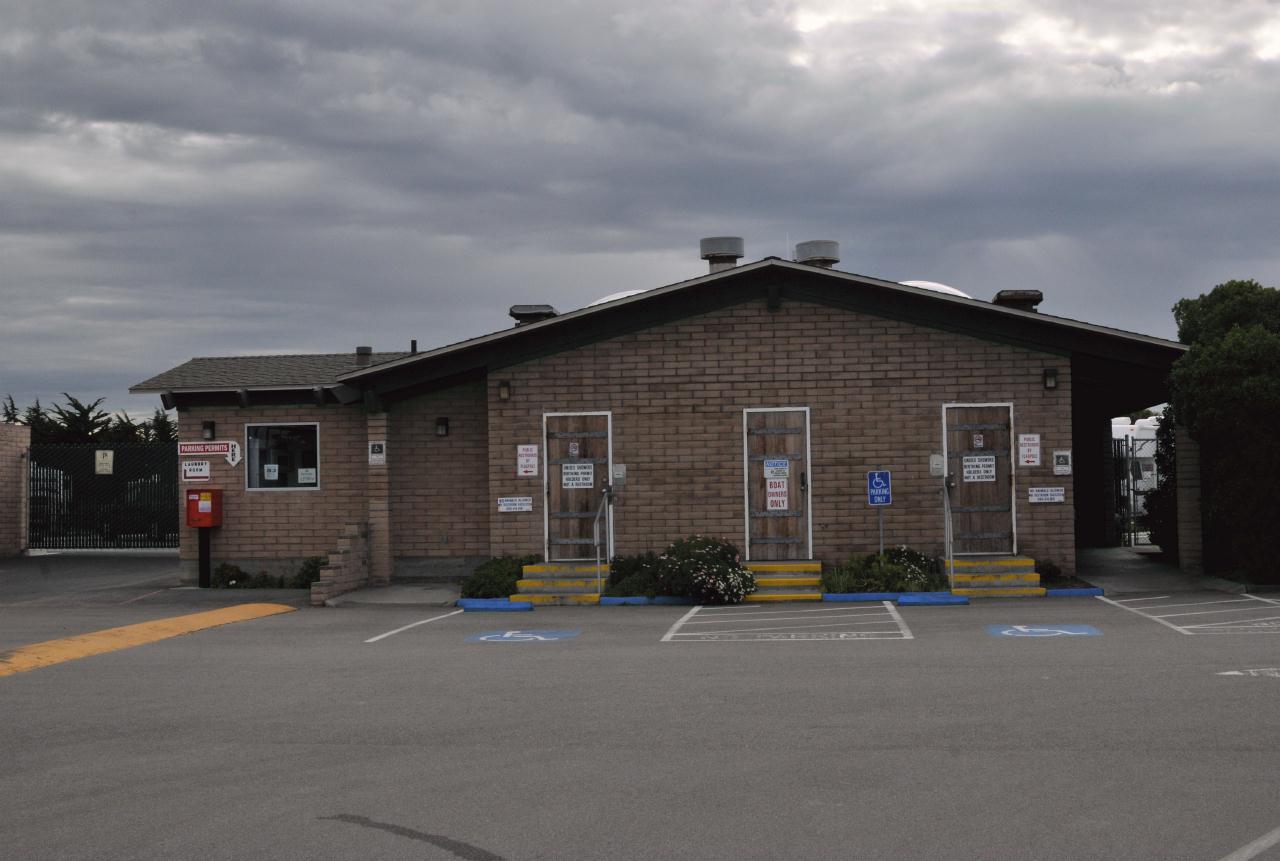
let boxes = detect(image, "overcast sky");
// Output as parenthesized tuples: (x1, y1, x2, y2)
(2, 0, 1278, 417)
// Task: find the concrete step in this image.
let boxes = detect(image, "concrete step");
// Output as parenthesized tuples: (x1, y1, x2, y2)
(755, 576, 821, 588)
(950, 556, 1036, 575)
(951, 587, 1047, 598)
(746, 561, 822, 574)
(509, 593, 601, 606)
(515, 578, 603, 593)
(952, 573, 1041, 588)
(523, 563, 609, 576)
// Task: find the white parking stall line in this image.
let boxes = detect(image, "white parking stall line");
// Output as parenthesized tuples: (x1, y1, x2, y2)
(1216, 823, 1280, 861)
(686, 619, 904, 636)
(1126, 597, 1256, 611)
(1098, 593, 1280, 635)
(1244, 593, 1280, 607)
(660, 605, 703, 642)
(1096, 596, 1193, 635)
(1185, 615, 1280, 629)
(365, 609, 464, 643)
(884, 601, 915, 640)
(683, 608, 892, 625)
(664, 601, 912, 642)
(1156, 605, 1280, 619)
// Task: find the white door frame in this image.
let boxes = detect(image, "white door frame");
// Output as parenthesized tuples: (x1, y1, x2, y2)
(941, 402, 1017, 555)
(742, 406, 813, 561)
(542, 411, 614, 561)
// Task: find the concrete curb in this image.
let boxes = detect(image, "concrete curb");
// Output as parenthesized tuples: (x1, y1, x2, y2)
(1044, 587, 1104, 597)
(897, 592, 969, 606)
(458, 598, 533, 612)
(600, 596, 652, 605)
(823, 592, 899, 602)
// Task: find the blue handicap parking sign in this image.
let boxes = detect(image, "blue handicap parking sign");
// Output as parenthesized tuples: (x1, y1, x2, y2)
(987, 624, 1101, 638)
(467, 630, 581, 643)
(867, 470, 892, 506)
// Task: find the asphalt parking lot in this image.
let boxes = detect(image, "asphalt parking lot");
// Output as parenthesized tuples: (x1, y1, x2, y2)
(3, 556, 1279, 860)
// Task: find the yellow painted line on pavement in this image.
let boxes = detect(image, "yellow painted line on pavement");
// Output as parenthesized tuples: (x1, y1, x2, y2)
(0, 603, 296, 678)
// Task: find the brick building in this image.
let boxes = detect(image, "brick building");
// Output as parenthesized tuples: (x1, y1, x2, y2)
(132, 244, 1187, 599)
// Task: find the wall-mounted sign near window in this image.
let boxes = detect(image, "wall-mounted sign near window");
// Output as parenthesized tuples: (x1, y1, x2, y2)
(497, 496, 533, 512)
(263, 464, 279, 481)
(1028, 486, 1066, 503)
(568, 441, 580, 458)
(1053, 450, 1073, 476)
(179, 441, 242, 467)
(1018, 433, 1041, 466)
(562, 462, 594, 488)
(368, 441, 386, 466)
(763, 458, 790, 478)
(517, 444, 539, 477)
(296, 468, 317, 485)
(766, 477, 789, 510)
(95, 450, 114, 475)
(972, 433, 985, 450)
(181, 460, 211, 482)
(962, 455, 997, 482)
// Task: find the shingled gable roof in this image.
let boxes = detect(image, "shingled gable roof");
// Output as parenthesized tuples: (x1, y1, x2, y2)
(335, 257, 1185, 400)
(130, 352, 408, 393)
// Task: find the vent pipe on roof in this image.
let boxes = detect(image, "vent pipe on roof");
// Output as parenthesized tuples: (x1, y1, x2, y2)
(509, 305, 559, 326)
(355, 345, 373, 366)
(700, 237, 744, 273)
(992, 290, 1044, 312)
(795, 240, 840, 268)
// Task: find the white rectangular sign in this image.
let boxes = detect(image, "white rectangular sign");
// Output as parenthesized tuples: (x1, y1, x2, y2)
(562, 462, 594, 488)
(962, 455, 997, 482)
(95, 450, 114, 475)
(763, 458, 790, 478)
(181, 460, 211, 482)
(1053, 450, 1073, 476)
(1028, 486, 1066, 503)
(296, 468, 317, 484)
(263, 464, 279, 481)
(1018, 433, 1041, 466)
(497, 496, 533, 512)
(368, 441, 387, 466)
(517, 444, 539, 477)
(766, 477, 789, 511)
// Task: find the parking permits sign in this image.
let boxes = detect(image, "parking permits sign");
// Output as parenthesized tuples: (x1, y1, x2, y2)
(867, 470, 892, 506)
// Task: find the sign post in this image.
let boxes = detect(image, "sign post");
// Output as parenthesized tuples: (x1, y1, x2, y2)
(866, 470, 892, 554)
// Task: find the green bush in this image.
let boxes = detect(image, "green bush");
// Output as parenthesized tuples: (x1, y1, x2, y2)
(210, 562, 245, 588)
(822, 548, 947, 593)
(605, 552, 661, 597)
(460, 554, 541, 599)
(655, 535, 755, 604)
(289, 556, 328, 589)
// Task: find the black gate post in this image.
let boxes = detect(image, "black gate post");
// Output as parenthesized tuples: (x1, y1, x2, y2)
(198, 527, 211, 588)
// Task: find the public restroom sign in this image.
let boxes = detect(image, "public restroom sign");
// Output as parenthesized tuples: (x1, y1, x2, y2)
(517, 444, 539, 476)
(562, 463, 594, 488)
(1018, 434, 1041, 466)
(766, 478, 789, 511)
(962, 455, 997, 482)
(178, 441, 242, 467)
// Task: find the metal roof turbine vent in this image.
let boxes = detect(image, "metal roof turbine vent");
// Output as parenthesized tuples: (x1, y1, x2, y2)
(355, 345, 373, 367)
(700, 236, 745, 273)
(795, 240, 840, 269)
(992, 290, 1044, 313)
(509, 304, 559, 326)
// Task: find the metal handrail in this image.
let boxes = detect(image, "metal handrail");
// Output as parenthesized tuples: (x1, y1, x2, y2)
(942, 476, 955, 590)
(592, 485, 612, 595)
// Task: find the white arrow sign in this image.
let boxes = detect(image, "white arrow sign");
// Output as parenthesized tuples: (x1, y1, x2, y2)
(178, 440, 242, 467)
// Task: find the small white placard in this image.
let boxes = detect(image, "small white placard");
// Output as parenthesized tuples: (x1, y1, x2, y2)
(763, 458, 790, 478)
(562, 462, 594, 488)
(296, 467, 317, 484)
(962, 455, 997, 482)
(517, 444, 539, 477)
(766, 478, 789, 511)
(368, 441, 387, 466)
(497, 496, 533, 512)
(568, 441, 581, 458)
(1018, 433, 1041, 467)
(181, 460, 211, 482)
(1053, 450, 1073, 476)
(263, 464, 279, 481)
(1028, 486, 1066, 503)
(95, 450, 114, 475)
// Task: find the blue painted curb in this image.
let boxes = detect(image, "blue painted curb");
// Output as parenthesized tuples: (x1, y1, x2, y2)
(897, 592, 969, 606)
(600, 596, 651, 606)
(1045, 587, 1104, 597)
(652, 596, 697, 605)
(458, 598, 534, 612)
(823, 592, 900, 602)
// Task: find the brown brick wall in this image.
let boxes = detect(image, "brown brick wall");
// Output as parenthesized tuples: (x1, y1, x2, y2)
(176, 405, 367, 573)
(486, 299, 1076, 572)
(388, 380, 490, 562)
(0, 422, 30, 555)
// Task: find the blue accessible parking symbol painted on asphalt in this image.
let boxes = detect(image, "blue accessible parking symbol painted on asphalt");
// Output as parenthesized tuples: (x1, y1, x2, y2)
(467, 630, 581, 643)
(987, 624, 1101, 637)
(867, 470, 892, 506)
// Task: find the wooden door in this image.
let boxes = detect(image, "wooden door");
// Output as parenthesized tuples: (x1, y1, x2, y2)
(544, 413, 611, 561)
(944, 404, 1015, 555)
(744, 408, 811, 561)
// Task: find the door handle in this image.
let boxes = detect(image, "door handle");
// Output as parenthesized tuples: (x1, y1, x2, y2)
(800, 472, 808, 493)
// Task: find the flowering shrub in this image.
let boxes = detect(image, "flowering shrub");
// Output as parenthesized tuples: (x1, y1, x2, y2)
(821, 546, 946, 593)
(656, 535, 755, 604)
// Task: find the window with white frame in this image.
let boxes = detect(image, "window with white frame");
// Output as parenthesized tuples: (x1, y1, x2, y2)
(246, 423, 319, 490)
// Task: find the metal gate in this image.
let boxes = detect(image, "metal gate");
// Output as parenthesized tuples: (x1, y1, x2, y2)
(28, 443, 179, 549)
(1112, 436, 1157, 547)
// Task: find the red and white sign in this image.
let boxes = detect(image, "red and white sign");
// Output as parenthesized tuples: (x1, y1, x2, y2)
(766, 478, 789, 511)
(517, 444, 539, 477)
(178, 440, 241, 466)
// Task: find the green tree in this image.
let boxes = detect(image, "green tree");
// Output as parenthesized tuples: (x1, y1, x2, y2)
(144, 409, 177, 443)
(45, 394, 113, 443)
(1169, 279, 1280, 583)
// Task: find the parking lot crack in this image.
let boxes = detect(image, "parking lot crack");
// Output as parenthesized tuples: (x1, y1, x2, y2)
(319, 814, 506, 860)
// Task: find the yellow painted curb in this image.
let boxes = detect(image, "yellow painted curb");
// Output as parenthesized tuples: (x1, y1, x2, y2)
(746, 562, 822, 573)
(0, 603, 296, 678)
(755, 576, 821, 588)
(744, 593, 824, 602)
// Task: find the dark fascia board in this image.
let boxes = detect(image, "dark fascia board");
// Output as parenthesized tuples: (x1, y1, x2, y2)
(160, 387, 352, 410)
(348, 260, 1185, 399)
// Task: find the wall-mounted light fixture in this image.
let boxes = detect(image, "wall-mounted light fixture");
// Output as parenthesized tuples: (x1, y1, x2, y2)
(1043, 368, 1059, 390)
(435, 417, 450, 437)
(201, 420, 216, 441)
(497, 380, 512, 401)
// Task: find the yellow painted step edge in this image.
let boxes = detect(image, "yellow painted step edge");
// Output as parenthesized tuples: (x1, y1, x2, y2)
(952, 574, 1041, 584)
(523, 564, 610, 574)
(744, 593, 824, 602)
(510, 593, 601, 605)
(755, 576, 821, 588)
(951, 587, 1047, 597)
(746, 562, 822, 573)
(517, 578, 603, 589)
(950, 558, 1036, 567)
